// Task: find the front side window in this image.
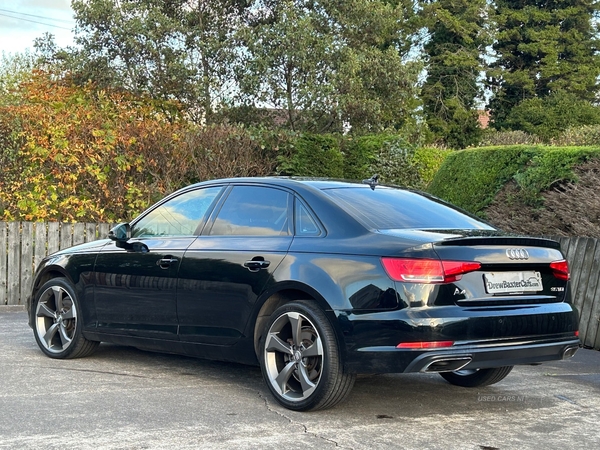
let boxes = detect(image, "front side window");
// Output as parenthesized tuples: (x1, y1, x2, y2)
(132, 186, 222, 238)
(209, 186, 290, 236)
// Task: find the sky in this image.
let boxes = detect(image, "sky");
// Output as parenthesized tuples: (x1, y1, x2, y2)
(0, 0, 76, 55)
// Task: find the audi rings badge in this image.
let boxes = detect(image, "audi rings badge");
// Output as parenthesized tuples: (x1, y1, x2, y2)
(506, 248, 530, 260)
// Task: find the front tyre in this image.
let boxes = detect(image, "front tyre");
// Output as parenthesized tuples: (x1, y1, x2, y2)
(33, 278, 99, 359)
(260, 300, 355, 411)
(439, 366, 513, 388)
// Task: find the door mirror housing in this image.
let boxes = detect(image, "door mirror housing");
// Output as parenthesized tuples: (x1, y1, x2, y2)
(108, 223, 131, 242)
(108, 223, 148, 252)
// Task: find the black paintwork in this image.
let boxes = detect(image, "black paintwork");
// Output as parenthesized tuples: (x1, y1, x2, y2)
(27, 178, 580, 372)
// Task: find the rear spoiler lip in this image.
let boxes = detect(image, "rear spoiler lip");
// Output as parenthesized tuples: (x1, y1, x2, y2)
(376, 228, 561, 250)
(434, 235, 561, 249)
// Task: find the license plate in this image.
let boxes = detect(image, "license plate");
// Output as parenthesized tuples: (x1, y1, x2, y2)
(484, 271, 543, 294)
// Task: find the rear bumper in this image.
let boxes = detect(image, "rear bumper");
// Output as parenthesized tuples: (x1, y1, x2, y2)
(344, 336, 580, 374)
(404, 337, 580, 373)
(339, 302, 580, 374)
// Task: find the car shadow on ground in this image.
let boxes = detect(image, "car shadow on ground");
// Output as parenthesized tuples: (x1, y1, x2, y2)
(78, 342, 567, 418)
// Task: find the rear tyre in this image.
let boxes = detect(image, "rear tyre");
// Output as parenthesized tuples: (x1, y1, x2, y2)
(439, 366, 513, 388)
(260, 300, 355, 411)
(33, 278, 99, 359)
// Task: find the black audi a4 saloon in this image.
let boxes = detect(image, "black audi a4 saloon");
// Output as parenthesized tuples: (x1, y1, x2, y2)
(27, 177, 580, 411)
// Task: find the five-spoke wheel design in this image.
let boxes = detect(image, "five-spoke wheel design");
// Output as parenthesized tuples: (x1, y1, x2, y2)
(264, 311, 324, 402)
(260, 301, 355, 411)
(35, 285, 77, 354)
(33, 278, 99, 359)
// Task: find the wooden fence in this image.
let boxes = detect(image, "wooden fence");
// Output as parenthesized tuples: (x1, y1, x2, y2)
(554, 237, 600, 350)
(1, 222, 599, 350)
(0, 222, 112, 308)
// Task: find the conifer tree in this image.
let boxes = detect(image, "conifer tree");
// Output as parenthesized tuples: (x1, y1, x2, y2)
(421, 0, 490, 149)
(488, 0, 600, 129)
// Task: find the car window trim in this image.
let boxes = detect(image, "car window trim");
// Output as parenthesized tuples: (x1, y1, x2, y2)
(201, 184, 233, 236)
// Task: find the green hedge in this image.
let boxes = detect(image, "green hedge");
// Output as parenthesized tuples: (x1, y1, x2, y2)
(427, 145, 600, 216)
(278, 132, 450, 189)
(277, 134, 344, 178)
(342, 134, 392, 181)
(413, 147, 452, 189)
(514, 147, 600, 204)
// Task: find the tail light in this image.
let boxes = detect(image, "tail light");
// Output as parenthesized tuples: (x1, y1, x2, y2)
(381, 258, 481, 283)
(550, 259, 570, 280)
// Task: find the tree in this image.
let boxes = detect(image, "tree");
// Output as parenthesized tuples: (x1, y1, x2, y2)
(329, 0, 422, 133)
(504, 91, 600, 141)
(420, 0, 490, 148)
(488, 0, 600, 129)
(40, 0, 422, 133)
(71, 0, 249, 123)
(237, 0, 422, 133)
(0, 50, 36, 105)
(236, 0, 338, 131)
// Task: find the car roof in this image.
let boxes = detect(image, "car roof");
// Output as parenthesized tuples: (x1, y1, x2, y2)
(187, 177, 382, 192)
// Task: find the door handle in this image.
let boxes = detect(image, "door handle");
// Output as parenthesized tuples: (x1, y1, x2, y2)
(244, 259, 271, 272)
(157, 256, 179, 269)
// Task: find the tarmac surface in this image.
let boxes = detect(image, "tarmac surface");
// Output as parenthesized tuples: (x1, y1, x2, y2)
(0, 308, 599, 450)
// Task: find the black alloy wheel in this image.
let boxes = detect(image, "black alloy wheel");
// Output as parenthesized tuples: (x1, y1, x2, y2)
(33, 278, 99, 359)
(260, 300, 355, 411)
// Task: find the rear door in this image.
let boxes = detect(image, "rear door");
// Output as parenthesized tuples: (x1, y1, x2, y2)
(177, 184, 293, 345)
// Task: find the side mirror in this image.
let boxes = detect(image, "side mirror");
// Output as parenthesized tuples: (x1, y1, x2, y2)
(108, 223, 148, 253)
(108, 223, 131, 242)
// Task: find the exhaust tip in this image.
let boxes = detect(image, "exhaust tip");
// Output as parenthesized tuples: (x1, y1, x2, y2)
(423, 356, 472, 373)
(562, 345, 579, 359)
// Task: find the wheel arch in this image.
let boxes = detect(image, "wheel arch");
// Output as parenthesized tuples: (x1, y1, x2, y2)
(28, 266, 72, 328)
(251, 283, 347, 360)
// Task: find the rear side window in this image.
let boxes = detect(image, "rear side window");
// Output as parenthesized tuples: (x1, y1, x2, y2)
(295, 201, 320, 236)
(210, 186, 291, 236)
(323, 187, 494, 230)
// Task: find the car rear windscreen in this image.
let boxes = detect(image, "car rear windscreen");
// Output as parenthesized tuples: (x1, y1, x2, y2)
(323, 187, 494, 230)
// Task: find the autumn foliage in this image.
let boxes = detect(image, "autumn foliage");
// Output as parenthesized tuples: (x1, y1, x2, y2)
(0, 71, 278, 222)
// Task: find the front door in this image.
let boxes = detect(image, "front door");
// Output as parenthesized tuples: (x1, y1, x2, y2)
(92, 186, 224, 339)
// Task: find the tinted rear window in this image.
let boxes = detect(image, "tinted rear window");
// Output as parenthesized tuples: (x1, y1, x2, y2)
(323, 187, 494, 230)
